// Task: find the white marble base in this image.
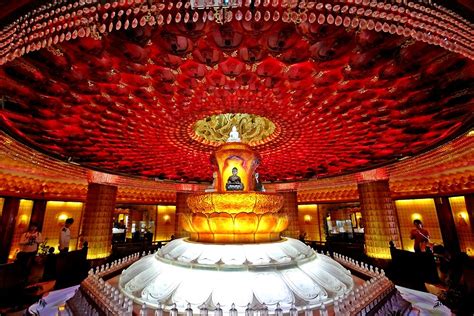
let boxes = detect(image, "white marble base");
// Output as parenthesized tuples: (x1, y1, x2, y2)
(119, 238, 354, 312)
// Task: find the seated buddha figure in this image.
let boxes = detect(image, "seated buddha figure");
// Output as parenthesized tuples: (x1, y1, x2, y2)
(227, 126, 241, 142)
(226, 167, 244, 191)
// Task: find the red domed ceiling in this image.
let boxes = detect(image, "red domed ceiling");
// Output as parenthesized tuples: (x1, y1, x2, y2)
(1, 6, 473, 182)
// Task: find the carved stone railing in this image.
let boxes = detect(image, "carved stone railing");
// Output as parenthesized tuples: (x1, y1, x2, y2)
(68, 252, 141, 315)
(67, 249, 412, 315)
(332, 252, 412, 315)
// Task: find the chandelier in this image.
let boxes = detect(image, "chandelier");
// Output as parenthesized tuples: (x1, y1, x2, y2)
(0, 0, 473, 64)
(191, 0, 242, 10)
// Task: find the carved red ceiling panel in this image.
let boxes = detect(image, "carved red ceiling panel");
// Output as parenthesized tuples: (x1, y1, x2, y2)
(0, 22, 473, 182)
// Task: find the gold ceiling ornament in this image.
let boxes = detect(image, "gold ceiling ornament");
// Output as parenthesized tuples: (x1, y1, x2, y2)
(192, 113, 277, 146)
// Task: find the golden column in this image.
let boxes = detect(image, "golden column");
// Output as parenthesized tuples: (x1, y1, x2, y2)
(175, 191, 192, 238)
(357, 170, 401, 259)
(82, 172, 118, 259)
(278, 190, 300, 239)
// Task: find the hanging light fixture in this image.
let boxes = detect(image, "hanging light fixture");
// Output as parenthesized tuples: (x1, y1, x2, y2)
(191, 0, 242, 10)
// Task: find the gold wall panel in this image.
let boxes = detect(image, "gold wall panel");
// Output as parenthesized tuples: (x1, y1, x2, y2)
(449, 196, 473, 256)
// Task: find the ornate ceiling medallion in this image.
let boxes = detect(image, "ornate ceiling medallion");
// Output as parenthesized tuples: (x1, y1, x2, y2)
(192, 113, 277, 146)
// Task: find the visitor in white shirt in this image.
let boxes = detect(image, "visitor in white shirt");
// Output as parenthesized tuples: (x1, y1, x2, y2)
(17, 223, 43, 273)
(19, 223, 43, 253)
(59, 218, 74, 253)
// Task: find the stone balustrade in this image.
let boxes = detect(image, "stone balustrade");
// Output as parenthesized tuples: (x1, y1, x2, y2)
(67, 250, 411, 315)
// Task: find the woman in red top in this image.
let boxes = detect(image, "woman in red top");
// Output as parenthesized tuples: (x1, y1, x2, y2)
(410, 219, 430, 253)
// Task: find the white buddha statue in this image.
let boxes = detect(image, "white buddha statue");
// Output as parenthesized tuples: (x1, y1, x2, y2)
(227, 126, 241, 142)
(254, 172, 265, 192)
(205, 171, 218, 192)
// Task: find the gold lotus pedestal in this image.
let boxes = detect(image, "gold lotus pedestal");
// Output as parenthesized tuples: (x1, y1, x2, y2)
(184, 192, 288, 243)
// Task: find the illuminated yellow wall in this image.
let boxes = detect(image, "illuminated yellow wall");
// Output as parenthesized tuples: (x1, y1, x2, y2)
(8, 199, 34, 260)
(298, 204, 322, 241)
(155, 205, 176, 241)
(42, 201, 84, 253)
(449, 196, 473, 256)
(395, 199, 443, 252)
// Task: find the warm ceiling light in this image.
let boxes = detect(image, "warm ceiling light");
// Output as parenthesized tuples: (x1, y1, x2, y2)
(304, 215, 312, 223)
(163, 215, 171, 223)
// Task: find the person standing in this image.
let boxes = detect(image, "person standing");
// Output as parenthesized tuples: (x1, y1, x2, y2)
(410, 219, 430, 253)
(59, 218, 74, 253)
(17, 223, 43, 273)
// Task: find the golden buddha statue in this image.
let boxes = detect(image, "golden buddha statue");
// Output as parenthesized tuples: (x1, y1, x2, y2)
(226, 167, 244, 191)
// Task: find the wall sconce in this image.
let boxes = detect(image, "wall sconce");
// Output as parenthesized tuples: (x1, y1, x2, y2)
(304, 215, 312, 224)
(410, 213, 422, 222)
(18, 214, 28, 227)
(163, 215, 171, 224)
(58, 213, 68, 223)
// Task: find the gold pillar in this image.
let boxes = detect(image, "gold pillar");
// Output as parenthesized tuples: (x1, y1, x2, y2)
(358, 180, 401, 259)
(279, 191, 299, 239)
(175, 192, 192, 238)
(82, 183, 118, 259)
